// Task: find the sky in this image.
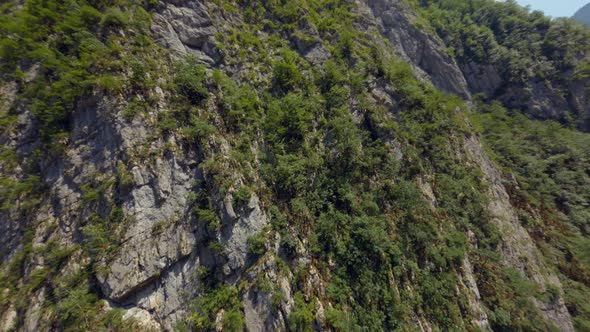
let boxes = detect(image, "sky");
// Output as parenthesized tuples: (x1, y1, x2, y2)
(513, 0, 588, 18)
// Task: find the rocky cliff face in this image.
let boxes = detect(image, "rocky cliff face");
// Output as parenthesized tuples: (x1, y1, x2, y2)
(574, 3, 590, 27)
(0, 0, 588, 331)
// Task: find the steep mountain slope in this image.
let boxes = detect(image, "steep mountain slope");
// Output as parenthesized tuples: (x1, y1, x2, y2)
(0, 0, 589, 331)
(574, 2, 590, 26)
(418, 0, 590, 131)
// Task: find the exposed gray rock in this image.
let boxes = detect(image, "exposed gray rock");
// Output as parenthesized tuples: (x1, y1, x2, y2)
(242, 256, 293, 332)
(0, 303, 16, 332)
(460, 257, 491, 331)
(214, 309, 225, 331)
(97, 219, 196, 301)
(0, 77, 39, 259)
(359, 0, 471, 100)
(120, 252, 203, 330)
(122, 307, 163, 331)
(220, 194, 268, 276)
(303, 44, 331, 66)
(464, 136, 574, 332)
(151, 13, 187, 54)
(461, 61, 502, 96)
(151, 1, 220, 63)
(417, 176, 437, 209)
(23, 288, 44, 332)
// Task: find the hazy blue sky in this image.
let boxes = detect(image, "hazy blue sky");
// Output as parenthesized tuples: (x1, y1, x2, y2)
(514, 0, 588, 17)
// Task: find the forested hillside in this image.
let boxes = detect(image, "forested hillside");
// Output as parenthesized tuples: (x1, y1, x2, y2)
(0, 0, 589, 331)
(417, 0, 590, 130)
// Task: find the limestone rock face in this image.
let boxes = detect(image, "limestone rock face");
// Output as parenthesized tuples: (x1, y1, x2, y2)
(242, 256, 294, 332)
(460, 257, 491, 331)
(97, 220, 196, 301)
(151, 0, 220, 63)
(0, 1, 585, 331)
(359, 0, 471, 100)
(97, 155, 197, 303)
(463, 136, 575, 332)
(122, 307, 163, 331)
(0, 304, 16, 332)
(219, 194, 268, 276)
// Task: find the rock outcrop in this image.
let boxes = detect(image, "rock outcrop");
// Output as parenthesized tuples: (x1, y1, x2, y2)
(0, 0, 586, 331)
(359, 0, 471, 99)
(464, 136, 575, 332)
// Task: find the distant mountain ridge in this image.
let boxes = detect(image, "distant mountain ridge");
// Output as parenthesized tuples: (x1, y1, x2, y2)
(574, 2, 590, 26)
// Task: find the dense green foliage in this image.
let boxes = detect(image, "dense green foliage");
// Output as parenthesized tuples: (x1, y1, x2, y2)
(1, 0, 589, 331)
(187, 285, 245, 332)
(415, 0, 590, 128)
(417, 0, 590, 78)
(288, 292, 316, 332)
(0, 0, 155, 141)
(174, 59, 209, 105)
(190, 1, 571, 330)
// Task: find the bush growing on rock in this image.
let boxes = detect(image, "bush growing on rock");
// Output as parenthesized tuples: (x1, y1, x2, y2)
(174, 58, 209, 105)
